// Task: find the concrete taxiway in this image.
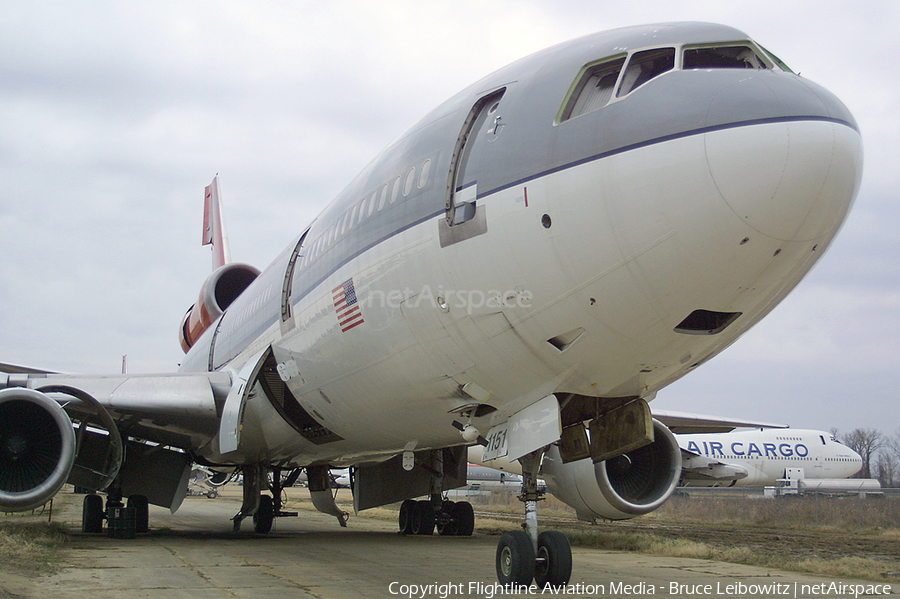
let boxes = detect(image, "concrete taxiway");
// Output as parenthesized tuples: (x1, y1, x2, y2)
(3, 489, 892, 599)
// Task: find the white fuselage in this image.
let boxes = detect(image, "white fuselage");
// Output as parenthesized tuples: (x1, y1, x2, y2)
(177, 25, 862, 472)
(679, 429, 862, 486)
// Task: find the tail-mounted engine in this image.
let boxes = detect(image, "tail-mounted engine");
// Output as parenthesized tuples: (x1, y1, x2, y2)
(541, 418, 682, 521)
(0, 388, 77, 511)
(180, 262, 260, 352)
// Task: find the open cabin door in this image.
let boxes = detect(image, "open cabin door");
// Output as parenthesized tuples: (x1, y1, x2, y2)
(443, 88, 506, 233)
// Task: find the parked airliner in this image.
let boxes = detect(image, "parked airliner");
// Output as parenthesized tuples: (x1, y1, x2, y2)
(475, 419, 864, 520)
(679, 429, 862, 487)
(0, 22, 862, 586)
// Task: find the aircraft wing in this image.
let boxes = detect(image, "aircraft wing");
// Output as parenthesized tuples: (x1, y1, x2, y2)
(653, 409, 788, 434)
(1, 371, 232, 450)
(0, 362, 57, 374)
(679, 448, 749, 482)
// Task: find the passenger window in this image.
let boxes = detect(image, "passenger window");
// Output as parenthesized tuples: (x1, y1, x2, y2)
(560, 57, 626, 121)
(683, 46, 768, 70)
(617, 48, 675, 97)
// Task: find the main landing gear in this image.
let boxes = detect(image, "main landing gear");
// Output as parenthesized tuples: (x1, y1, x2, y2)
(398, 497, 475, 536)
(496, 449, 572, 587)
(397, 448, 474, 537)
(81, 491, 149, 538)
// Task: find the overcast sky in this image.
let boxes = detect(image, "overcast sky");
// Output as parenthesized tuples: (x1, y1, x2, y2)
(1, 1, 897, 436)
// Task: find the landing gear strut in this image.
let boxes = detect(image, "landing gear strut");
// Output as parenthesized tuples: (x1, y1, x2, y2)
(233, 465, 300, 533)
(495, 449, 572, 587)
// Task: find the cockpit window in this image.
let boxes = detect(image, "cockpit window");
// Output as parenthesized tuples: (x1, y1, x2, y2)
(683, 45, 768, 70)
(617, 47, 675, 97)
(558, 40, 790, 124)
(560, 56, 626, 121)
(759, 45, 794, 73)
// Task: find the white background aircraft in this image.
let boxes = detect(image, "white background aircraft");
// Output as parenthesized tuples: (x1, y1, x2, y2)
(475, 416, 865, 521)
(678, 428, 862, 487)
(0, 22, 861, 587)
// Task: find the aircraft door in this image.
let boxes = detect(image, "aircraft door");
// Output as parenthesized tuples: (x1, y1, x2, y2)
(281, 227, 310, 333)
(445, 89, 506, 227)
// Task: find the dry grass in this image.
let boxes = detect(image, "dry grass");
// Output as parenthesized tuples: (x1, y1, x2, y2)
(0, 494, 73, 577)
(654, 493, 900, 532)
(0, 517, 68, 576)
(434, 489, 900, 582)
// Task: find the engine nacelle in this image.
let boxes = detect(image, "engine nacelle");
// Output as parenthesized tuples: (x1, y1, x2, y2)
(0, 388, 76, 512)
(180, 262, 260, 352)
(542, 418, 682, 521)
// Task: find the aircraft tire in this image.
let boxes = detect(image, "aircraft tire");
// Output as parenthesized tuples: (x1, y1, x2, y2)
(496, 531, 535, 585)
(533, 531, 572, 588)
(452, 501, 474, 536)
(411, 500, 435, 535)
(436, 500, 457, 536)
(398, 499, 415, 534)
(253, 495, 274, 534)
(82, 494, 104, 534)
(127, 494, 149, 533)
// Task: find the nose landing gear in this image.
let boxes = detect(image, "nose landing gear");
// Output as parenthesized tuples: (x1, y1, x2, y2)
(495, 449, 572, 588)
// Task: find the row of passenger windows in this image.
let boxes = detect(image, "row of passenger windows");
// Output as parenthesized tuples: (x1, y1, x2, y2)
(561, 42, 783, 121)
(295, 158, 433, 269)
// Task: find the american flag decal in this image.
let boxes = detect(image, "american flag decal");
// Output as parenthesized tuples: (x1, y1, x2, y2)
(333, 278, 365, 332)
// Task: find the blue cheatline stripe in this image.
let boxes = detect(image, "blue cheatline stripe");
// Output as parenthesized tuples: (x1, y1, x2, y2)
(210, 114, 853, 369)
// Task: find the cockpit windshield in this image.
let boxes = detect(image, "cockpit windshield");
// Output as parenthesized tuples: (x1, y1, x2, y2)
(558, 41, 788, 124)
(562, 57, 626, 121)
(617, 47, 676, 97)
(683, 45, 768, 70)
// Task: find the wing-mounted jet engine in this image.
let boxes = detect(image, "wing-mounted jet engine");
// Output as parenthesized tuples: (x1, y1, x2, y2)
(540, 418, 682, 521)
(0, 375, 214, 534)
(0, 387, 77, 511)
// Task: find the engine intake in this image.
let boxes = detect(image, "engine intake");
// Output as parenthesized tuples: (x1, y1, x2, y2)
(180, 262, 260, 352)
(541, 418, 681, 520)
(0, 388, 76, 512)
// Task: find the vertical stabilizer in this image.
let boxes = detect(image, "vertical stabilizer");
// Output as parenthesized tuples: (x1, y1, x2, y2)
(202, 176, 231, 270)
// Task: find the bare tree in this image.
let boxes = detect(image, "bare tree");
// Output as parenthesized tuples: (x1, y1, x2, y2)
(842, 428, 883, 478)
(878, 430, 900, 487)
(874, 452, 898, 487)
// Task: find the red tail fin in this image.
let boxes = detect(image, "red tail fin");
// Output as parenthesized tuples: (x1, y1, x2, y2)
(202, 176, 231, 270)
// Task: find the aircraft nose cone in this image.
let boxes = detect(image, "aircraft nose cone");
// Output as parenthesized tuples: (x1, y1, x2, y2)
(705, 76, 863, 242)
